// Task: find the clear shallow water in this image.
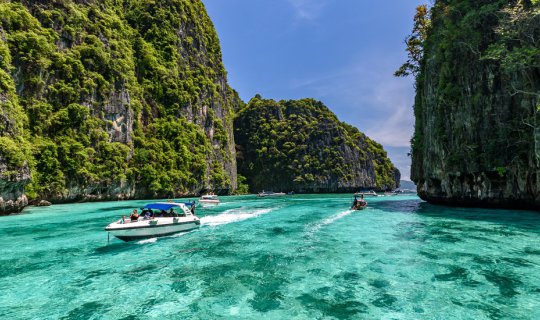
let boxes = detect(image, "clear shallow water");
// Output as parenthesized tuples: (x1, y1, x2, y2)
(1, 195, 539, 319)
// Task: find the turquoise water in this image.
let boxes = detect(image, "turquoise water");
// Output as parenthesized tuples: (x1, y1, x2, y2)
(1, 195, 539, 319)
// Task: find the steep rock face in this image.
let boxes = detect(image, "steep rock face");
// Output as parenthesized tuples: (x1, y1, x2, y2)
(411, 0, 539, 209)
(0, 24, 31, 213)
(0, 0, 239, 213)
(235, 97, 400, 193)
(0, 156, 30, 213)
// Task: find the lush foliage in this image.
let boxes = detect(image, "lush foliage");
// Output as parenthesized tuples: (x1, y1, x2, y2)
(0, 0, 239, 199)
(394, 5, 431, 77)
(404, 0, 539, 182)
(235, 96, 398, 192)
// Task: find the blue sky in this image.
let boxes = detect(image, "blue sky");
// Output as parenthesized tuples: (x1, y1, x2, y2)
(203, 0, 424, 181)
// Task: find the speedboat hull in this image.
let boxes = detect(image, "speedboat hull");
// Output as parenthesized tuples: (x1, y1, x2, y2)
(105, 217, 200, 241)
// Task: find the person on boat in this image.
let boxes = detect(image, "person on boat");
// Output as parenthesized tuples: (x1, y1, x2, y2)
(168, 208, 175, 217)
(159, 210, 167, 217)
(143, 209, 154, 220)
(130, 209, 139, 221)
(352, 195, 358, 210)
(120, 215, 126, 224)
(359, 194, 367, 207)
(190, 202, 196, 214)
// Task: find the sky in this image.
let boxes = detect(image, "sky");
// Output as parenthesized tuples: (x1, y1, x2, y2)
(203, 0, 425, 181)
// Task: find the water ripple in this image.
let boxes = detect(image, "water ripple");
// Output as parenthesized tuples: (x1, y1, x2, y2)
(0, 195, 539, 319)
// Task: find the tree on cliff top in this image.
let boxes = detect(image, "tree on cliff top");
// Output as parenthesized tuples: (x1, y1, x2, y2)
(394, 4, 431, 78)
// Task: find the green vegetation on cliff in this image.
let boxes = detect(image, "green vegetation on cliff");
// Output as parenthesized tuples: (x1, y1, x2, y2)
(234, 96, 399, 193)
(0, 0, 399, 211)
(402, 0, 539, 208)
(0, 0, 239, 201)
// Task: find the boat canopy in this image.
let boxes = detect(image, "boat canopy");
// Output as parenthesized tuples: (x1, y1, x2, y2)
(143, 202, 193, 210)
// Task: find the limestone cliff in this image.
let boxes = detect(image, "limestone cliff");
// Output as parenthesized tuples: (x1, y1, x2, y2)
(0, 0, 239, 214)
(0, 23, 30, 213)
(411, 0, 539, 209)
(0, 0, 400, 214)
(235, 97, 400, 193)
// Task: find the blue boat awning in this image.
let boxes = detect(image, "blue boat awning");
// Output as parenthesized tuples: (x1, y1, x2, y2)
(144, 203, 180, 210)
(143, 202, 194, 210)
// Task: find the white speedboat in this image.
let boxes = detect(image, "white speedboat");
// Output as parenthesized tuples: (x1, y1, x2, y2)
(257, 191, 286, 197)
(355, 190, 378, 197)
(105, 202, 200, 241)
(199, 194, 220, 206)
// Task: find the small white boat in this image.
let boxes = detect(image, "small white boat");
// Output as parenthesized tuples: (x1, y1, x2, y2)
(355, 190, 378, 197)
(199, 194, 220, 206)
(257, 191, 286, 197)
(105, 202, 200, 241)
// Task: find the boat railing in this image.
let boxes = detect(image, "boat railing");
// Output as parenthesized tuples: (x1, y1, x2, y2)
(118, 212, 192, 224)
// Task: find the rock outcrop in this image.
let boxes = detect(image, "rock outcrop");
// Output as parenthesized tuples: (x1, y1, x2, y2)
(0, 18, 31, 214)
(235, 97, 400, 193)
(0, 1, 399, 214)
(0, 0, 239, 214)
(411, 0, 539, 209)
(0, 157, 30, 214)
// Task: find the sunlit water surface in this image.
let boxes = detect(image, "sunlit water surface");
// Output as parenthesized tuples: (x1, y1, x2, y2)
(1, 195, 539, 319)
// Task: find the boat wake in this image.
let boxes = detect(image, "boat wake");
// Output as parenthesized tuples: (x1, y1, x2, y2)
(322, 210, 355, 226)
(137, 237, 157, 244)
(200, 207, 275, 226)
(308, 209, 355, 234)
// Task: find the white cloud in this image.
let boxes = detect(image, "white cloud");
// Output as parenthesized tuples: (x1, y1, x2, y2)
(288, 0, 327, 20)
(362, 78, 414, 147)
(286, 55, 416, 178)
(289, 59, 415, 147)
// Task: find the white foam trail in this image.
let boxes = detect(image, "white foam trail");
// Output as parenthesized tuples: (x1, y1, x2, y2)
(137, 237, 157, 244)
(321, 210, 354, 226)
(308, 210, 355, 234)
(168, 229, 197, 238)
(200, 208, 274, 226)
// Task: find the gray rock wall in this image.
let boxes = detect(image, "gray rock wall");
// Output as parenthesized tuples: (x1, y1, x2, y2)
(0, 158, 30, 214)
(411, 0, 539, 209)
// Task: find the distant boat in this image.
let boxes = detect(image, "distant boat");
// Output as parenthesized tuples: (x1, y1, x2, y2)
(258, 191, 286, 197)
(105, 202, 199, 241)
(199, 194, 220, 206)
(355, 190, 378, 197)
(395, 189, 416, 194)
